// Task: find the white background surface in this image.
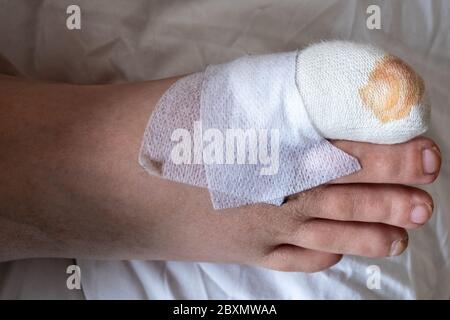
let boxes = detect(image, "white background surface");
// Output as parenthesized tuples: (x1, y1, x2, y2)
(0, 0, 449, 299)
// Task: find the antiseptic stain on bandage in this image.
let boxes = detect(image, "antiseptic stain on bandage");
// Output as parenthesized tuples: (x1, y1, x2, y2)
(296, 41, 430, 144)
(359, 55, 425, 123)
(139, 41, 430, 209)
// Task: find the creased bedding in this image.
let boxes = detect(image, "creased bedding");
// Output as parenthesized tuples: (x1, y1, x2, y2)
(0, 0, 449, 299)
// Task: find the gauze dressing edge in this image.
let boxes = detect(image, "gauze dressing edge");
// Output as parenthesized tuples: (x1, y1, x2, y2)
(138, 41, 430, 209)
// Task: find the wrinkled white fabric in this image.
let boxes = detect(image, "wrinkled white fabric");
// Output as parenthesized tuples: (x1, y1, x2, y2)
(0, 0, 449, 300)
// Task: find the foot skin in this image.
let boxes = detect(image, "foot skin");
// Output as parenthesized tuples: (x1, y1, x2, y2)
(0, 74, 441, 272)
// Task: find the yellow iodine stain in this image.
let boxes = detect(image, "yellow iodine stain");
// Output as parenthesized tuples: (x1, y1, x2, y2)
(359, 55, 425, 123)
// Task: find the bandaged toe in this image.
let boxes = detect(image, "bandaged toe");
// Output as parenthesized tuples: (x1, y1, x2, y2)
(139, 41, 430, 209)
(297, 41, 429, 144)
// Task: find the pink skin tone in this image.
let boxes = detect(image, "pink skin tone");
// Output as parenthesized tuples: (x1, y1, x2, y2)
(0, 74, 441, 271)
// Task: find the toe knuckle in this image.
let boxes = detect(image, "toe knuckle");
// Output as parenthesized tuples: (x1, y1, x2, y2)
(285, 186, 327, 220)
(389, 186, 415, 224)
(401, 143, 423, 180)
(363, 227, 395, 257)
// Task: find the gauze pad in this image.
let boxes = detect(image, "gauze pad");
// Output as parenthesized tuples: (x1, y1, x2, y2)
(139, 41, 430, 209)
(297, 41, 429, 144)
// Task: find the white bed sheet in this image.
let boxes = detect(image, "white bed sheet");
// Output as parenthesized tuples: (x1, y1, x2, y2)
(0, 0, 449, 299)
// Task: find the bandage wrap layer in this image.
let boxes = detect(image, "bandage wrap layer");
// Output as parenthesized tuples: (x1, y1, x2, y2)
(297, 41, 429, 144)
(139, 41, 430, 209)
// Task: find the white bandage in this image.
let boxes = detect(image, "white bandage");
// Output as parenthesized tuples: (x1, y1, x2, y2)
(139, 41, 430, 209)
(297, 41, 429, 144)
